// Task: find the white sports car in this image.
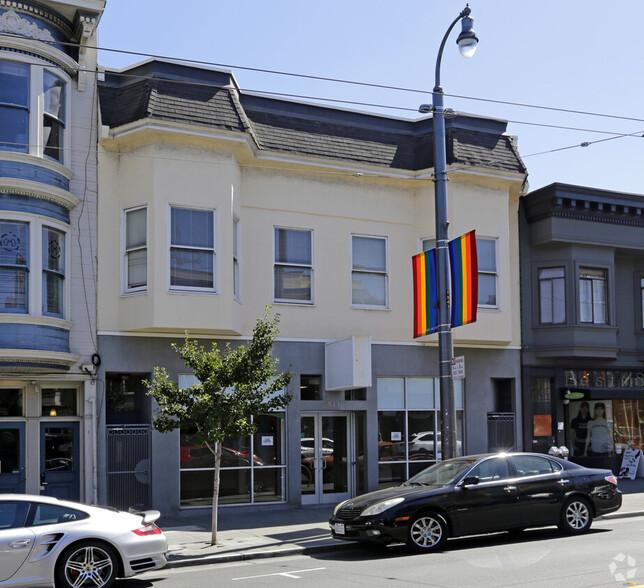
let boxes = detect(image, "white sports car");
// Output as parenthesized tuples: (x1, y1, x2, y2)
(0, 494, 168, 587)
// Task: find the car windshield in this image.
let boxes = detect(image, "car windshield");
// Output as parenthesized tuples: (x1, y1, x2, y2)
(404, 458, 478, 486)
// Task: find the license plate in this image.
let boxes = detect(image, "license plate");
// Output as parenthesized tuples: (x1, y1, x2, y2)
(334, 522, 345, 535)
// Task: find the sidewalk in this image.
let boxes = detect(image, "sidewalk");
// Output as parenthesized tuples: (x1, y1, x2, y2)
(161, 477, 644, 569)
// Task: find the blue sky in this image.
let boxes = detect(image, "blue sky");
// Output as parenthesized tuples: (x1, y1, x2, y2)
(97, 0, 644, 195)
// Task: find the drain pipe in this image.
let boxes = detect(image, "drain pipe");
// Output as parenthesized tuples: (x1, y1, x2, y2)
(89, 396, 98, 504)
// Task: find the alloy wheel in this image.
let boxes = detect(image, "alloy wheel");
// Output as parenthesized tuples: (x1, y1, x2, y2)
(409, 514, 445, 550)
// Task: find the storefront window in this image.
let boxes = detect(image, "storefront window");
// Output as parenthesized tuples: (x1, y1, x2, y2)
(377, 377, 464, 488)
(0, 389, 22, 417)
(179, 413, 286, 507)
(568, 400, 614, 457)
(614, 399, 643, 452)
(41, 389, 77, 417)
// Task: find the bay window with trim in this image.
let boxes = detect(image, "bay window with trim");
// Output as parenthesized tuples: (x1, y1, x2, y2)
(538, 267, 565, 324)
(170, 206, 216, 291)
(377, 377, 464, 488)
(579, 267, 607, 324)
(274, 227, 312, 303)
(123, 206, 147, 293)
(1, 217, 66, 317)
(352, 235, 388, 307)
(177, 375, 286, 506)
(477, 237, 497, 307)
(0, 59, 68, 163)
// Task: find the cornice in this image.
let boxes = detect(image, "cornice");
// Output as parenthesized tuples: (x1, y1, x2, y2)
(0, 151, 74, 180)
(0, 35, 78, 75)
(0, 348, 80, 372)
(0, 3, 73, 37)
(0, 178, 80, 210)
(526, 196, 644, 228)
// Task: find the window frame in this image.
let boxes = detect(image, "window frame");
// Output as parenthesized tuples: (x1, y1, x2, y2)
(168, 205, 217, 293)
(0, 56, 70, 165)
(538, 266, 566, 325)
(0, 213, 68, 319)
(578, 266, 608, 324)
(122, 205, 148, 295)
(273, 226, 314, 305)
(351, 234, 389, 309)
(41, 225, 65, 317)
(233, 216, 240, 301)
(476, 236, 498, 309)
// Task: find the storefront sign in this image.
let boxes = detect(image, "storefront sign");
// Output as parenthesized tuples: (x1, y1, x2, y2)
(619, 448, 642, 480)
(564, 391, 585, 400)
(564, 370, 644, 389)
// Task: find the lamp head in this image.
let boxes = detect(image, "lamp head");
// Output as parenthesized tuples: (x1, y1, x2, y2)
(456, 15, 478, 58)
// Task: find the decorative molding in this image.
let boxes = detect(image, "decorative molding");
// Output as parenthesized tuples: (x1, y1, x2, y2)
(0, 151, 74, 181)
(0, 314, 73, 330)
(0, 36, 78, 75)
(0, 178, 80, 210)
(73, 12, 98, 92)
(0, 2, 73, 37)
(0, 8, 54, 40)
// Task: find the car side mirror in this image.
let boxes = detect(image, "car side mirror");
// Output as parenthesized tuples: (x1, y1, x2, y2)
(461, 476, 479, 487)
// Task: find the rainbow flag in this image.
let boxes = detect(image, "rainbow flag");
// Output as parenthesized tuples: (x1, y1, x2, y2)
(448, 230, 478, 328)
(412, 248, 439, 337)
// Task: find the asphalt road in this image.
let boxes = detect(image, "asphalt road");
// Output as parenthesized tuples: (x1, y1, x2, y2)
(118, 517, 644, 588)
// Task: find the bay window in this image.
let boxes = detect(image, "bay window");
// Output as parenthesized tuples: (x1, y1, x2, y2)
(538, 267, 565, 324)
(42, 226, 64, 316)
(0, 221, 29, 312)
(124, 207, 147, 292)
(274, 227, 312, 303)
(579, 267, 607, 324)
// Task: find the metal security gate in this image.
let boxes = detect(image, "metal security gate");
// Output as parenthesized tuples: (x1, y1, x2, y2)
(107, 426, 151, 511)
(487, 412, 516, 452)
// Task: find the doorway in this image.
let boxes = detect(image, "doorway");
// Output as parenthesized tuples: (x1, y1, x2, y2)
(0, 423, 25, 493)
(300, 413, 352, 505)
(40, 422, 80, 501)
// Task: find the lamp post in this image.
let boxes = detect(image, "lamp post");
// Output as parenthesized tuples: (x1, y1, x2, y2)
(419, 5, 478, 460)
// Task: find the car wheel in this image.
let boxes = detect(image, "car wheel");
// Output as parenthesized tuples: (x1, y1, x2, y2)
(55, 540, 118, 588)
(558, 496, 592, 534)
(407, 512, 448, 552)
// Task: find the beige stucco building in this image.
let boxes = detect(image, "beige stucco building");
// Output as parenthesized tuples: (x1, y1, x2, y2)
(97, 59, 527, 513)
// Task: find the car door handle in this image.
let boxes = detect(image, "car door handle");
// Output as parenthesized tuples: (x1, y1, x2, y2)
(557, 479, 571, 485)
(503, 485, 517, 493)
(10, 539, 31, 548)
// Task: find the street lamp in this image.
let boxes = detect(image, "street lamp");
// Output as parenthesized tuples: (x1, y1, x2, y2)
(419, 6, 478, 461)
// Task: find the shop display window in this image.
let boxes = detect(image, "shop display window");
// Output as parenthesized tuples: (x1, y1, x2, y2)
(614, 399, 643, 452)
(568, 400, 614, 457)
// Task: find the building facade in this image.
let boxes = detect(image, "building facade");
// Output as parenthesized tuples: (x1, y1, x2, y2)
(97, 60, 527, 514)
(0, 0, 104, 501)
(520, 183, 644, 474)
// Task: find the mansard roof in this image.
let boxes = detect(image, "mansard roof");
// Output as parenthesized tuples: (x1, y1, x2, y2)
(99, 60, 526, 175)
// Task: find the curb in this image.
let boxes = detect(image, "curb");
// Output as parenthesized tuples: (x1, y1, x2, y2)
(166, 542, 358, 569)
(163, 509, 644, 570)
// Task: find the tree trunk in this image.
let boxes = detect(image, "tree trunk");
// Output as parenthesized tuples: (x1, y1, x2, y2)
(211, 442, 221, 545)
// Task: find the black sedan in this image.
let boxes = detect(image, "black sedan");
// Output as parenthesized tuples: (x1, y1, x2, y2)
(329, 452, 622, 552)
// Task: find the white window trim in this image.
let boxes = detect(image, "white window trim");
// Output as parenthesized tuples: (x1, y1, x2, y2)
(233, 216, 241, 301)
(351, 234, 389, 310)
(476, 236, 499, 310)
(167, 204, 218, 294)
(0, 211, 69, 319)
(120, 204, 148, 296)
(273, 226, 314, 305)
(1, 55, 71, 166)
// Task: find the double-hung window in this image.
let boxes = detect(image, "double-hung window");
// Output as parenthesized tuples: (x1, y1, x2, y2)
(0, 59, 68, 163)
(274, 227, 312, 303)
(0, 61, 29, 153)
(0, 221, 29, 313)
(538, 267, 565, 324)
(42, 226, 64, 316)
(170, 207, 215, 291)
(42, 71, 66, 162)
(233, 217, 240, 300)
(124, 207, 147, 292)
(477, 237, 497, 307)
(352, 235, 387, 307)
(579, 267, 607, 324)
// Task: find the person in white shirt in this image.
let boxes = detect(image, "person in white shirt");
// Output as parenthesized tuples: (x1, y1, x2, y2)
(584, 402, 612, 456)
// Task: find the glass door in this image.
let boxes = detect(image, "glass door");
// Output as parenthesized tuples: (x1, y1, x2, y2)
(301, 413, 351, 505)
(0, 423, 25, 493)
(40, 422, 80, 501)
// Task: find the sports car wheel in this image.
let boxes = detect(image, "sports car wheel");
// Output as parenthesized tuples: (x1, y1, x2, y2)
(407, 512, 448, 552)
(55, 540, 118, 588)
(558, 496, 592, 534)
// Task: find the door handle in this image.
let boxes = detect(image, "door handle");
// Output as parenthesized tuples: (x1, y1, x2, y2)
(557, 478, 571, 485)
(10, 539, 31, 548)
(503, 485, 517, 493)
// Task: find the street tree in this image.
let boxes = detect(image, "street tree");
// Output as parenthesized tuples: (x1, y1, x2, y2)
(147, 308, 293, 544)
